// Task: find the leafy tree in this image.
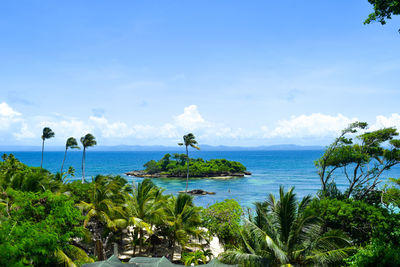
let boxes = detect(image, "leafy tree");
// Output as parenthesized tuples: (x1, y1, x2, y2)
(178, 133, 200, 192)
(315, 122, 400, 199)
(0, 189, 92, 266)
(143, 160, 161, 174)
(0, 154, 61, 192)
(346, 237, 400, 267)
(40, 127, 55, 169)
(143, 154, 247, 177)
(202, 199, 243, 249)
(61, 137, 80, 174)
(80, 133, 97, 183)
(365, 0, 400, 27)
(382, 177, 400, 209)
(220, 187, 353, 266)
(305, 197, 399, 245)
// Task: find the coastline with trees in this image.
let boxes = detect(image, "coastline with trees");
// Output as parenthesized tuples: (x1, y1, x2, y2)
(1, 122, 399, 266)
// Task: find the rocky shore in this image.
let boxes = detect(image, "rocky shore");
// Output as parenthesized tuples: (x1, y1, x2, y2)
(125, 170, 251, 179)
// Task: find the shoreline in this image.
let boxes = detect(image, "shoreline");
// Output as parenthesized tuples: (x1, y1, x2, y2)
(125, 170, 251, 180)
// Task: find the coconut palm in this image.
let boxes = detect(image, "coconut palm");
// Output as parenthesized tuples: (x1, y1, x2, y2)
(178, 133, 200, 192)
(125, 179, 166, 255)
(61, 137, 80, 174)
(77, 176, 126, 260)
(164, 193, 204, 259)
(40, 127, 55, 169)
(80, 133, 97, 183)
(220, 186, 354, 266)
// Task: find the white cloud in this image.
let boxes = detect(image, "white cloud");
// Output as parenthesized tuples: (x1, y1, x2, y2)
(370, 113, 400, 131)
(175, 105, 209, 130)
(89, 116, 135, 138)
(0, 102, 21, 117)
(14, 122, 35, 140)
(0, 102, 24, 133)
(264, 113, 358, 138)
(2, 100, 400, 146)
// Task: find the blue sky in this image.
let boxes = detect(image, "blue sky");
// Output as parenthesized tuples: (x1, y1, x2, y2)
(0, 0, 399, 146)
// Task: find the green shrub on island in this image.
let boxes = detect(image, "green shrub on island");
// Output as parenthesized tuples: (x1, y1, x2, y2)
(142, 153, 248, 177)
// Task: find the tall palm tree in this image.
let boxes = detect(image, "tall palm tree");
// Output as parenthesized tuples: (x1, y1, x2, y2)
(61, 137, 80, 174)
(77, 175, 126, 260)
(178, 133, 200, 192)
(80, 133, 97, 183)
(164, 193, 204, 259)
(125, 179, 166, 255)
(40, 127, 55, 169)
(220, 186, 354, 266)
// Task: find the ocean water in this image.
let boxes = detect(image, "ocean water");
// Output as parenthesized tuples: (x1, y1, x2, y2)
(2, 150, 400, 208)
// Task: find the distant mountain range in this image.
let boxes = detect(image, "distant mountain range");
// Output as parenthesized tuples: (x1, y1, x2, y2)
(0, 144, 324, 152)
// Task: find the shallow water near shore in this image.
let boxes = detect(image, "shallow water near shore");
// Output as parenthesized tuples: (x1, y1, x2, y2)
(3, 150, 400, 208)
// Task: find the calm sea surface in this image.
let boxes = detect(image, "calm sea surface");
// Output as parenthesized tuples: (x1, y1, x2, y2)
(2, 150, 400, 208)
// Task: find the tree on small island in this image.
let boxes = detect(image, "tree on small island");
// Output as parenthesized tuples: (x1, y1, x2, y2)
(178, 133, 200, 193)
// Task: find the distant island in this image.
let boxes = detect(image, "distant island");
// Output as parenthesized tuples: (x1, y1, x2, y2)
(126, 153, 251, 178)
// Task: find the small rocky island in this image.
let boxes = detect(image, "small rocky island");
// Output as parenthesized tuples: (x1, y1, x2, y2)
(125, 153, 251, 179)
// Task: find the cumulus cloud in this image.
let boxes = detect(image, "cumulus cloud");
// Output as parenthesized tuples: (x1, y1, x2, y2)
(2, 100, 400, 146)
(0, 102, 24, 134)
(0, 102, 21, 117)
(370, 113, 400, 131)
(263, 113, 358, 138)
(175, 105, 209, 130)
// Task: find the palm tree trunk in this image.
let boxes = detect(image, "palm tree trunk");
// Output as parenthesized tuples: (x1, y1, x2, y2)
(169, 240, 176, 261)
(40, 139, 44, 169)
(61, 148, 67, 174)
(82, 147, 86, 183)
(139, 228, 144, 254)
(185, 146, 189, 193)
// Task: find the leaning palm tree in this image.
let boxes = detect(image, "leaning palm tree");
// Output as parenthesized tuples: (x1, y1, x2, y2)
(61, 137, 80, 174)
(220, 186, 354, 266)
(80, 133, 97, 183)
(178, 133, 200, 192)
(40, 127, 55, 169)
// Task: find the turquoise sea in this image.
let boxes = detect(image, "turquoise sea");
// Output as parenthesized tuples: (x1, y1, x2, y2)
(2, 150, 400, 208)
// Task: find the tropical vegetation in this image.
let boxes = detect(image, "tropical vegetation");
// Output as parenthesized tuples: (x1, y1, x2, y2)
(142, 153, 247, 177)
(1, 123, 400, 266)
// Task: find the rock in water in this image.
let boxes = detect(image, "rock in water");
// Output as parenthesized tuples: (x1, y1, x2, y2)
(178, 189, 216, 195)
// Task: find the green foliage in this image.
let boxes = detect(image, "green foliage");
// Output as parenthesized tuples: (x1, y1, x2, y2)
(143, 154, 247, 177)
(305, 197, 399, 245)
(0, 154, 62, 192)
(62, 180, 92, 203)
(346, 238, 400, 266)
(0, 189, 87, 266)
(315, 122, 400, 199)
(202, 199, 243, 249)
(164, 193, 204, 256)
(221, 187, 353, 266)
(365, 0, 400, 25)
(382, 177, 400, 209)
(181, 250, 208, 265)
